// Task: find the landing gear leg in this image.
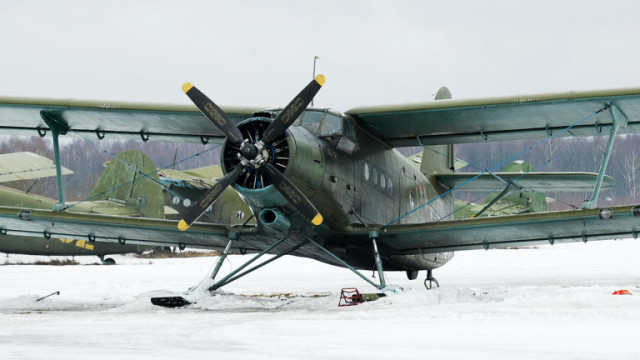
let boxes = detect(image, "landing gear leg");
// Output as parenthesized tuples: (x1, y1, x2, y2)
(424, 269, 439, 290)
(151, 233, 301, 307)
(371, 234, 386, 289)
(189, 232, 237, 294)
(302, 233, 401, 293)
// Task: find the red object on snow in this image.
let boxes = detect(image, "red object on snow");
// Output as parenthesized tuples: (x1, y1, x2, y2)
(339, 288, 364, 306)
(612, 290, 633, 295)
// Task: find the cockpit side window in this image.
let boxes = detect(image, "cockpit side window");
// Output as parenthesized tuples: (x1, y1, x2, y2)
(318, 114, 343, 137)
(297, 110, 345, 137)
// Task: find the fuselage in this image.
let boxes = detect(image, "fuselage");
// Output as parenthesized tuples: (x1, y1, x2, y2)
(219, 109, 455, 273)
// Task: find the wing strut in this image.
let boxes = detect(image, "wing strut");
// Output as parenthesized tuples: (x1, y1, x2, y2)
(583, 104, 628, 209)
(40, 112, 69, 211)
(151, 233, 308, 307)
(302, 232, 401, 292)
(471, 171, 524, 218)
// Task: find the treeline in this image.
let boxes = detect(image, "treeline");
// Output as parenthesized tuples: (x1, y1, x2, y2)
(1, 133, 638, 210)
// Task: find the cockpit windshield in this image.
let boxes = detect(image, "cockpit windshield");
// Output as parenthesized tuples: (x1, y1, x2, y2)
(295, 110, 343, 137)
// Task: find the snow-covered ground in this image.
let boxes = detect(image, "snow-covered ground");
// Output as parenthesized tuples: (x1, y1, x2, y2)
(1, 239, 640, 359)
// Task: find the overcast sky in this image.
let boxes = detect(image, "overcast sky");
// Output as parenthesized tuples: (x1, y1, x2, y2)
(2, 0, 640, 112)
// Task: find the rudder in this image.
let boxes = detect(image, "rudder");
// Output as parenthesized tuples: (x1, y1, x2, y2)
(88, 150, 164, 218)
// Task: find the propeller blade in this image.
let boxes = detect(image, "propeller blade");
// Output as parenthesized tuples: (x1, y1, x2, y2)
(178, 165, 244, 231)
(263, 162, 323, 225)
(182, 82, 244, 146)
(261, 75, 325, 145)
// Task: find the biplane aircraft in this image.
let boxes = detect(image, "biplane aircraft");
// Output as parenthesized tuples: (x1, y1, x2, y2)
(0, 75, 637, 307)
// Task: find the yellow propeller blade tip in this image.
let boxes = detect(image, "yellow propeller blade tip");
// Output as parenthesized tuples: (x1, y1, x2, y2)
(182, 82, 194, 93)
(314, 74, 326, 86)
(178, 219, 190, 231)
(311, 213, 323, 226)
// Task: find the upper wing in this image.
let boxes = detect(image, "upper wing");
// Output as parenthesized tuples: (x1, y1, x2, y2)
(0, 96, 263, 143)
(346, 87, 640, 147)
(0, 206, 258, 251)
(436, 172, 615, 192)
(360, 204, 640, 254)
(0, 152, 73, 182)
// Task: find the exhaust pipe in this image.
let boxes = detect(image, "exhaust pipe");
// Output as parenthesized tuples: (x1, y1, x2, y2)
(259, 208, 291, 233)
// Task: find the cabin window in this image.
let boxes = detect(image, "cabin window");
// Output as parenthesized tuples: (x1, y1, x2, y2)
(363, 162, 370, 181)
(387, 177, 393, 195)
(372, 167, 378, 185)
(409, 191, 415, 209)
(380, 173, 386, 188)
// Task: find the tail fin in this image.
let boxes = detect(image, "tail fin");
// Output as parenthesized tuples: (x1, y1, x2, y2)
(434, 86, 451, 101)
(421, 86, 454, 178)
(87, 150, 164, 218)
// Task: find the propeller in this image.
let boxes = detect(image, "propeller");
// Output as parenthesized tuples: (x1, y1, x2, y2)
(178, 75, 326, 231)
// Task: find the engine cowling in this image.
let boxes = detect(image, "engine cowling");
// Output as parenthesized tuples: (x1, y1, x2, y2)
(220, 118, 325, 211)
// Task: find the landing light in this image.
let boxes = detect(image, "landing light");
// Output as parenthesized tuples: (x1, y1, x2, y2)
(599, 208, 613, 219)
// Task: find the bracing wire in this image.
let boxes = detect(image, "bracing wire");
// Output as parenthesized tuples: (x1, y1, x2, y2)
(39, 114, 225, 222)
(383, 105, 610, 227)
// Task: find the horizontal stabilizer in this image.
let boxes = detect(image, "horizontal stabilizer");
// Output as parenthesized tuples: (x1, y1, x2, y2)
(436, 172, 615, 192)
(0, 152, 73, 183)
(408, 151, 468, 171)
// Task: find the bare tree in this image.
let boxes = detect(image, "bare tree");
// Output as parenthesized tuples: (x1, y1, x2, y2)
(619, 145, 640, 202)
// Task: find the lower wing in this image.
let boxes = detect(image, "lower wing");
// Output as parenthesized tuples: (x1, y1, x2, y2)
(355, 204, 640, 254)
(0, 206, 257, 251)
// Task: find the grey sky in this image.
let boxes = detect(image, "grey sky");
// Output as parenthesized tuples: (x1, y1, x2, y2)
(2, 0, 640, 112)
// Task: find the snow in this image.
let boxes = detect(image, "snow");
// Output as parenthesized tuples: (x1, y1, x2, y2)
(1, 240, 640, 359)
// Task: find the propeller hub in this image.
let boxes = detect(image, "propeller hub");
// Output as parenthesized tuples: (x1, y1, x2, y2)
(238, 140, 270, 169)
(241, 143, 259, 160)
(225, 119, 288, 186)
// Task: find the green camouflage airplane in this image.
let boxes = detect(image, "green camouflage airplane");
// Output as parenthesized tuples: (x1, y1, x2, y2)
(0, 150, 162, 263)
(0, 76, 636, 306)
(0, 151, 254, 264)
(409, 152, 551, 219)
(452, 161, 555, 219)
